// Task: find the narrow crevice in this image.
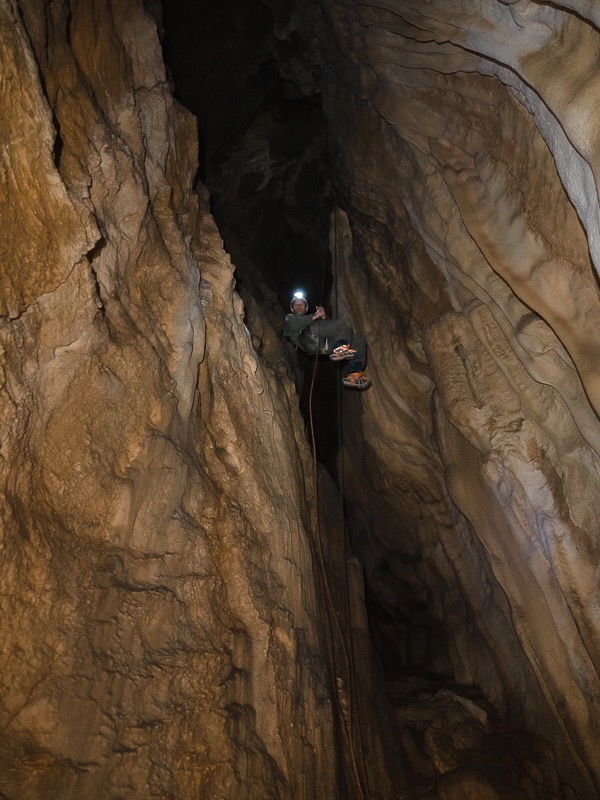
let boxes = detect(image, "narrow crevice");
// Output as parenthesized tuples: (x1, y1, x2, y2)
(86, 238, 107, 316)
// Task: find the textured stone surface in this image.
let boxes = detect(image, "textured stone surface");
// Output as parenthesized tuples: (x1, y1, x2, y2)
(0, 2, 351, 797)
(5, 0, 600, 798)
(315, 1, 600, 797)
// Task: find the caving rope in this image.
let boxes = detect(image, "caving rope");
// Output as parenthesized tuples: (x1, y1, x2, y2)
(307, 206, 370, 800)
(334, 209, 371, 797)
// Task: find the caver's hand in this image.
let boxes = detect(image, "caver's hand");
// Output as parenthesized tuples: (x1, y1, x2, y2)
(312, 305, 327, 320)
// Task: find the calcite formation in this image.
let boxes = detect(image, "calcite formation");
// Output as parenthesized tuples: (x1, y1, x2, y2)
(3, 0, 600, 798)
(0, 2, 360, 798)
(314, 0, 600, 797)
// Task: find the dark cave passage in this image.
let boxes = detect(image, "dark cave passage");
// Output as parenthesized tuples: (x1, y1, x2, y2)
(161, 1, 345, 454)
(161, 0, 332, 309)
(161, 0, 346, 469)
(159, 0, 459, 759)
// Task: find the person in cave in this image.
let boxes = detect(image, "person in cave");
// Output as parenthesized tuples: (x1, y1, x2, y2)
(283, 291, 371, 389)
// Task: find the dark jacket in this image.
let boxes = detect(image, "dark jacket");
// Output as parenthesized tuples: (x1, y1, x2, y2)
(284, 313, 330, 354)
(283, 313, 314, 346)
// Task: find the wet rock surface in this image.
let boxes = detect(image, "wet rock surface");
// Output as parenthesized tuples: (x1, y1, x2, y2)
(3, 0, 600, 798)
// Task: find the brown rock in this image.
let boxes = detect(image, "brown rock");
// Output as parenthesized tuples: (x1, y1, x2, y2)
(0, 2, 348, 798)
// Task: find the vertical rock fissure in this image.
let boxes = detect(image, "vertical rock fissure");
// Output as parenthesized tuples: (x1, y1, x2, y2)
(4, 0, 600, 798)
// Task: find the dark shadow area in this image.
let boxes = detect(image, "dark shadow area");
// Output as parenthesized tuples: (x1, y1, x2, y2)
(294, 346, 343, 477)
(161, 0, 338, 466)
(161, 0, 331, 306)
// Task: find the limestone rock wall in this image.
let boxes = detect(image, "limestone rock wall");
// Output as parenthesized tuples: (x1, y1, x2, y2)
(5, 0, 600, 797)
(0, 2, 342, 797)
(316, 1, 600, 796)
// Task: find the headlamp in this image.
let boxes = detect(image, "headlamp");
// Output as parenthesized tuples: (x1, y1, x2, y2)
(290, 289, 308, 312)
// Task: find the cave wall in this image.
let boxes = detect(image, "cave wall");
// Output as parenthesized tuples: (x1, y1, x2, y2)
(4, 0, 600, 798)
(314, 1, 600, 796)
(0, 2, 349, 797)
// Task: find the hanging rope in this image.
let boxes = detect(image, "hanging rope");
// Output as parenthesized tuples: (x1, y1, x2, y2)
(306, 204, 370, 800)
(334, 207, 371, 799)
(308, 353, 366, 800)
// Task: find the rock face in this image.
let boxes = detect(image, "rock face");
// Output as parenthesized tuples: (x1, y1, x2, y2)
(0, 2, 353, 797)
(313, 1, 600, 797)
(3, 0, 600, 799)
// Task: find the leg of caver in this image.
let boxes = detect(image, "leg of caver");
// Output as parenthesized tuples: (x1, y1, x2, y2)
(305, 318, 353, 354)
(300, 319, 370, 389)
(344, 333, 366, 375)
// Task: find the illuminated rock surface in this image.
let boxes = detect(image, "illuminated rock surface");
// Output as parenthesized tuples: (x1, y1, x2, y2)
(315, 1, 600, 798)
(2, 1, 600, 799)
(0, 2, 346, 798)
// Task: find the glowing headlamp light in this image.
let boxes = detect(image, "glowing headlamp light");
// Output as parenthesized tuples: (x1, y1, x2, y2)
(290, 289, 308, 312)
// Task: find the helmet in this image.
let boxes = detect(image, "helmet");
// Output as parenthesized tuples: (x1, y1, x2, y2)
(290, 290, 308, 312)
